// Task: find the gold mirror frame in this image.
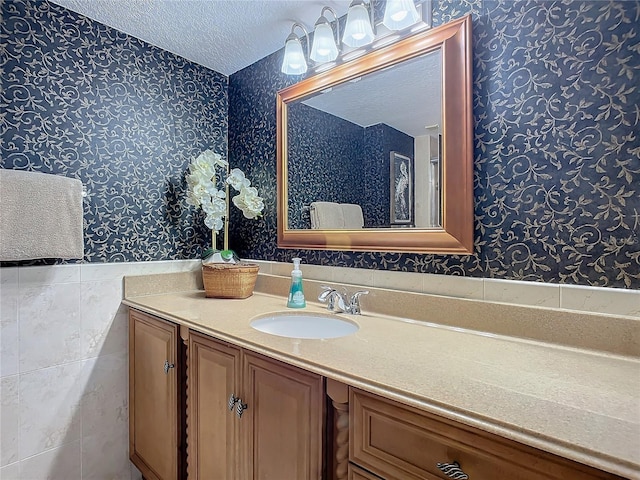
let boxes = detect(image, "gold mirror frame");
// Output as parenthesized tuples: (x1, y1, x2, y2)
(277, 15, 473, 254)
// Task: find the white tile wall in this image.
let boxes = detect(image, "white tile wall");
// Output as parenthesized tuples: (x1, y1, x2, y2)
(483, 278, 560, 308)
(0, 461, 20, 479)
(1, 376, 19, 467)
(560, 284, 640, 317)
(18, 283, 82, 372)
(18, 441, 81, 480)
(19, 362, 83, 459)
(0, 260, 199, 480)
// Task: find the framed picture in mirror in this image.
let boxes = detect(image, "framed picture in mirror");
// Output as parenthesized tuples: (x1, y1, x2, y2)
(390, 152, 414, 226)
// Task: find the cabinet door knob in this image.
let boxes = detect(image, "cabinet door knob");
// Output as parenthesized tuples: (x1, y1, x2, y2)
(228, 394, 239, 411)
(436, 461, 469, 479)
(163, 360, 175, 374)
(235, 400, 248, 418)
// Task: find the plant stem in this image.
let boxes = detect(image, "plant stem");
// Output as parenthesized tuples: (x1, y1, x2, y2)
(224, 182, 230, 251)
(224, 161, 230, 251)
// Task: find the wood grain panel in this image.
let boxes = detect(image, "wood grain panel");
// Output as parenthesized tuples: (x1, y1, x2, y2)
(350, 388, 625, 480)
(242, 351, 325, 480)
(129, 310, 180, 480)
(187, 332, 241, 479)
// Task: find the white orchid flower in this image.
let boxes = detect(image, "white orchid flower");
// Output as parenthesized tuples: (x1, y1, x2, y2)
(204, 214, 224, 231)
(186, 190, 201, 207)
(187, 150, 264, 234)
(232, 186, 264, 219)
(226, 168, 251, 191)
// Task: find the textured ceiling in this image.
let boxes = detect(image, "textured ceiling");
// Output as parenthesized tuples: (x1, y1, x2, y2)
(49, 0, 441, 135)
(303, 49, 442, 137)
(50, 0, 351, 75)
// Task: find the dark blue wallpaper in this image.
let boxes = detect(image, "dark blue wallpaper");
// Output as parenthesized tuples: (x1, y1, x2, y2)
(1, 0, 227, 263)
(287, 103, 364, 229)
(287, 102, 414, 229)
(2, 0, 638, 288)
(229, 0, 640, 289)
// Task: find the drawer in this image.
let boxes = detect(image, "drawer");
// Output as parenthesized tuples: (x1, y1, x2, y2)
(349, 388, 623, 480)
(349, 463, 383, 480)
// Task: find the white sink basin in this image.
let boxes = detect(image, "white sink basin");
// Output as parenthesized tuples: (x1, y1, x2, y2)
(250, 313, 358, 339)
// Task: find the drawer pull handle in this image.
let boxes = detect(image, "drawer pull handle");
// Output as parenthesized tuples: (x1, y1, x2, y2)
(228, 394, 239, 411)
(436, 461, 469, 479)
(163, 360, 175, 374)
(235, 399, 248, 418)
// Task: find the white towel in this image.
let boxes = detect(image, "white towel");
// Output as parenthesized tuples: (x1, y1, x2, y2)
(0, 169, 84, 261)
(340, 203, 364, 229)
(310, 202, 344, 229)
(310, 202, 363, 229)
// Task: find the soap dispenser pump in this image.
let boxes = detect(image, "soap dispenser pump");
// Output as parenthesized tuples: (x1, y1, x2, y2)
(287, 257, 306, 308)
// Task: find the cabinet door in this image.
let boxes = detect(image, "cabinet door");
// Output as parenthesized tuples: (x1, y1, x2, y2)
(129, 310, 181, 480)
(242, 352, 324, 480)
(187, 332, 241, 480)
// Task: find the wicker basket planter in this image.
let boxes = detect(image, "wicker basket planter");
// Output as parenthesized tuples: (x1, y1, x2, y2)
(202, 263, 259, 299)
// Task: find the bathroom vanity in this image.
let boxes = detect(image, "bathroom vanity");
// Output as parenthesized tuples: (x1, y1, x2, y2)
(129, 309, 323, 480)
(124, 272, 639, 480)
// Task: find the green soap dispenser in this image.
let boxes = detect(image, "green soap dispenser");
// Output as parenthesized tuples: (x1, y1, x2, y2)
(287, 257, 306, 308)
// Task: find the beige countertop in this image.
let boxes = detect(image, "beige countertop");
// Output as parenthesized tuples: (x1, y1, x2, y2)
(123, 273, 640, 479)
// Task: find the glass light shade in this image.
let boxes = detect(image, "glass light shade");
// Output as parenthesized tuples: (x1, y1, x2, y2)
(342, 3, 374, 47)
(383, 0, 420, 30)
(310, 21, 338, 63)
(281, 36, 308, 75)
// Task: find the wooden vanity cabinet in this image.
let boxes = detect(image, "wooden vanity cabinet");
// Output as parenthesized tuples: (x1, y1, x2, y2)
(129, 308, 626, 480)
(129, 310, 185, 480)
(188, 331, 325, 480)
(349, 388, 625, 480)
(187, 331, 241, 479)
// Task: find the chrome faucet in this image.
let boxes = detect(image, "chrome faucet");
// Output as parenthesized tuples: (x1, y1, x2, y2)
(318, 285, 369, 315)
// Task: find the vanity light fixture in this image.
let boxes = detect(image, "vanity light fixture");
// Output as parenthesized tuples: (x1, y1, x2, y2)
(342, 0, 375, 47)
(281, 0, 429, 76)
(382, 0, 420, 31)
(310, 7, 340, 63)
(281, 22, 310, 75)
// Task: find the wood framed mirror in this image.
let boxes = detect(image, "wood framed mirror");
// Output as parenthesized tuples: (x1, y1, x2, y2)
(277, 15, 473, 254)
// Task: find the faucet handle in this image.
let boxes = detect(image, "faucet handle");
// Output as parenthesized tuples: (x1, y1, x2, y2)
(318, 285, 336, 301)
(318, 285, 338, 311)
(349, 290, 369, 315)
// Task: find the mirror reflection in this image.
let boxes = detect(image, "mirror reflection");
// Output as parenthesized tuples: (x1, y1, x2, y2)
(286, 49, 442, 231)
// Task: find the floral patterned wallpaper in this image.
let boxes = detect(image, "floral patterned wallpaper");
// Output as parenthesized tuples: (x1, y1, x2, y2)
(287, 103, 365, 229)
(229, 0, 639, 289)
(1, 0, 225, 263)
(1, 0, 638, 288)
(286, 103, 414, 229)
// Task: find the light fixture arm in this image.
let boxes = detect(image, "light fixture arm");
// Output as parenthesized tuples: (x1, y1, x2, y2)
(288, 22, 310, 58)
